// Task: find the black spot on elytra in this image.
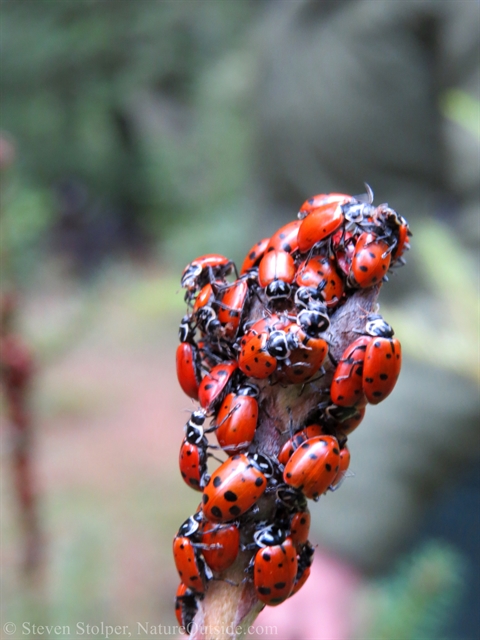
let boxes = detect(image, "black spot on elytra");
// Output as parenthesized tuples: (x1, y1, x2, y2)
(373, 391, 383, 398)
(262, 552, 271, 561)
(229, 505, 242, 516)
(204, 383, 214, 391)
(333, 448, 339, 455)
(365, 377, 374, 383)
(224, 490, 238, 502)
(258, 586, 271, 595)
(217, 370, 228, 377)
(255, 477, 264, 487)
(325, 463, 332, 471)
(249, 251, 255, 260)
(211, 506, 222, 518)
(213, 476, 222, 488)
(309, 453, 318, 460)
(274, 582, 286, 590)
(359, 265, 368, 272)
(380, 373, 389, 380)
(386, 353, 392, 359)
(202, 494, 209, 504)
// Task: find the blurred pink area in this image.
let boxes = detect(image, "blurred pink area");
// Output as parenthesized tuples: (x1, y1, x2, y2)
(257, 548, 362, 640)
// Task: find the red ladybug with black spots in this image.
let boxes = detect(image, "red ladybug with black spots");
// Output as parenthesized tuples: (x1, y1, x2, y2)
(202, 453, 273, 523)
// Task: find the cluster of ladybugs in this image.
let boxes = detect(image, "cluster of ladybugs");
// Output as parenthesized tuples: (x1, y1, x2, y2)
(173, 187, 410, 630)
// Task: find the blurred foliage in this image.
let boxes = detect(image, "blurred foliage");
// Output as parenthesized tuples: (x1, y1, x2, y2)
(383, 219, 480, 383)
(0, 0, 258, 277)
(361, 541, 465, 640)
(440, 89, 480, 139)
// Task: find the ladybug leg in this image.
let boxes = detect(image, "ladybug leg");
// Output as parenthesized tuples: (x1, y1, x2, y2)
(206, 452, 225, 465)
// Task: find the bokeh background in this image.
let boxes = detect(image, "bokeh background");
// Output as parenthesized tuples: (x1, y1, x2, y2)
(1, 1, 479, 639)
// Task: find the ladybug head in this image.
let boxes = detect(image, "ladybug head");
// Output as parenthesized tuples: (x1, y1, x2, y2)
(250, 452, 276, 478)
(181, 263, 202, 289)
(365, 314, 394, 338)
(297, 309, 330, 337)
(237, 382, 259, 397)
(189, 410, 206, 427)
(177, 513, 202, 538)
(253, 524, 287, 548)
(276, 486, 308, 512)
(325, 403, 358, 424)
(266, 330, 291, 360)
(265, 280, 291, 300)
(295, 286, 326, 312)
(179, 315, 194, 343)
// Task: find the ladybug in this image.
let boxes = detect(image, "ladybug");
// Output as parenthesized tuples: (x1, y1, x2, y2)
(175, 582, 200, 631)
(258, 249, 296, 300)
(297, 200, 348, 253)
(173, 517, 212, 593)
(297, 193, 352, 220)
(253, 528, 298, 606)
(371, 205, 411, 262)
(266, 220, 301, 254)
(176, 342, 201, 400)
(240, 237, 270, 274)
(214, 387, 259, 454)
(332, 230, 356, 276)
(283, 435, 340, 500)
(279, 333, 329, 384)
(181, 254, 234, 293)
(325, 402, 367, 435)
(289, 510, 311, 549)
(295, 256, 344, 308)
(202, 453, 272, 523)
(362, 315, 402, 404)
(202, 522, 240, 573)
(278, 424, 324, 465)
(238, 330, 278, 379)
(179, 438, 208, 491)
(392, 218, 411, 262)
(192, 283, 217, 314)
(349, 231, 391, 288)
(179, 411, 211, 491)
(216, 279, 249, 339)
(290, 541, 315, 597)
(330, 445, 351, 490)
(391, 215, 411, 262)
(330, 336, 371, 407)
(198, 361, 238, 414)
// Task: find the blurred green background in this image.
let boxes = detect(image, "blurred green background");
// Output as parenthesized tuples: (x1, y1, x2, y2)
(1, 1, 479, 639)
